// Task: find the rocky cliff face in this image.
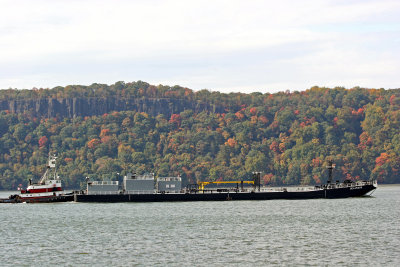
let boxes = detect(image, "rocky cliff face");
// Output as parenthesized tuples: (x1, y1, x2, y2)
(0, 97, 224, 118)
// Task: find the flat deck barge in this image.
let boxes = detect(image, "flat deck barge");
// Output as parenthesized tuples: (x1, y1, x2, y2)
(74, 180, 377, 202)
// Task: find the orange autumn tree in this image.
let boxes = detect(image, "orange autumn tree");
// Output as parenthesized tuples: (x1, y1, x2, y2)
(169, 114, 181, 128)
(87, 139, 101, 149)
(38, 136, 48, 147)
(225, 138, 237, 147)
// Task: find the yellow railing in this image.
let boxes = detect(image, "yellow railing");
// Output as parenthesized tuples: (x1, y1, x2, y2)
(198, 181, 254, 191)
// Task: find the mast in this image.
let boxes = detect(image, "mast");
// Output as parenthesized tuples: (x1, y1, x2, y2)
(252, 172, 261, 191)
(39, 154, 58, 183)
(326, 160, 335, 184)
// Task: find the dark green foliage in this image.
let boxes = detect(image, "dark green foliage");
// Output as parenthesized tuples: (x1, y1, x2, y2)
(0, 83, 399, 189)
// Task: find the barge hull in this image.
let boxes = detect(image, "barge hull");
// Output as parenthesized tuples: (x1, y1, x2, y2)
(74, 184, 376, 202)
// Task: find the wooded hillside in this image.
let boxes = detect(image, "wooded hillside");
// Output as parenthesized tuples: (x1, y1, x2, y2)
(1, 81, 399, 189)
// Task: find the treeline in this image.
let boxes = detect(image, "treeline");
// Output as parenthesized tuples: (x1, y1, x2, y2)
(0, 83, 399, 189)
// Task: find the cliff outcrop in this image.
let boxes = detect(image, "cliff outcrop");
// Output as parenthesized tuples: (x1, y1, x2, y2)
(0, 97, 224, 118)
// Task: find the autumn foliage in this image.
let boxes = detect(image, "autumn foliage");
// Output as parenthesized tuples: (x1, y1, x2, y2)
(225, 138, 237, 147)
(169, 114, 181, 127)
(0, 83, 400, 190)
(38, 136, 48, 147)
(87, 139, 101, 149)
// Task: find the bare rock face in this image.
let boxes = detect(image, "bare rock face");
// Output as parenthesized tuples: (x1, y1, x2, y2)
(0, 97, 224, 118)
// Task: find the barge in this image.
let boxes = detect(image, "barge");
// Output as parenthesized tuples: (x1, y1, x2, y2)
(74, 166, 377, 202)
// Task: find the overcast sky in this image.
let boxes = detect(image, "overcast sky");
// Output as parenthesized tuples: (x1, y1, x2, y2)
(1, 0, 399, 93)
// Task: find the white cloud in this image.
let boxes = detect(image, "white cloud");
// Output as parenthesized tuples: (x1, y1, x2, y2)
(0, 0, 399, 92)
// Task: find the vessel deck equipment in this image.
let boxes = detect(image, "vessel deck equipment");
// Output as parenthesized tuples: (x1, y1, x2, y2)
(198, 180, 255, 191)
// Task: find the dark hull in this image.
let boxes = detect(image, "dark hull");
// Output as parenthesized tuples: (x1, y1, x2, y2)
(0, 194, 74, 203)
(74, 184, 376, 202)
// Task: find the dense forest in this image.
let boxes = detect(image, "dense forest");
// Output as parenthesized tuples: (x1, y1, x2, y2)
(1, 81, 399, 189)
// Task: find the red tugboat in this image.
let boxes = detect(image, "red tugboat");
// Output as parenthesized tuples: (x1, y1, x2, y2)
(1, 154, 73, 203)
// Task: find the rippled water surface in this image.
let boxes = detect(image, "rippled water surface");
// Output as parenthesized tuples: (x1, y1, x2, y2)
(1, 185, 399, 266)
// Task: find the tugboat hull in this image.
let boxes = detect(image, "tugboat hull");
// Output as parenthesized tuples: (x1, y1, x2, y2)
(0, 194, 74, 203)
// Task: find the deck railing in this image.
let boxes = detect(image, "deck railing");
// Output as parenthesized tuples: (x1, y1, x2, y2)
(125, 190, 156, 194)
(87, 191, 119, 195)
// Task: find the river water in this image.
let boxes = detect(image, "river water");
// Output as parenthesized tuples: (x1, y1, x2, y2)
(1, 185, 399, 266)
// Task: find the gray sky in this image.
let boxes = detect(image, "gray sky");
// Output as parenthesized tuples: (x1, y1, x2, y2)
(1, 0, 399, 93)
